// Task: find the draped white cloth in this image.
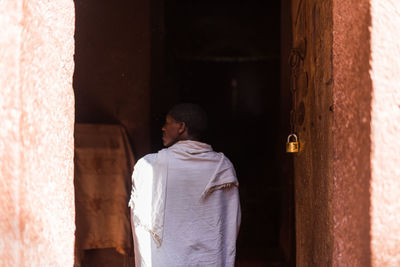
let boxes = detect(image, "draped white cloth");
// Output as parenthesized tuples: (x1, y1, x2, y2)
(129, 140, 241, 267)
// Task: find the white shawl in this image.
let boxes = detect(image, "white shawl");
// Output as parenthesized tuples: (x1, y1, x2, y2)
(129, 140, 240, 267)
(129, 141, 239, 247)
(128, 148, 169, 246)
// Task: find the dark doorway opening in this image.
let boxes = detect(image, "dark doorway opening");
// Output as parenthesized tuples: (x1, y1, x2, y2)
(151, 0, 295, 266)
(73, 0, 294, 265)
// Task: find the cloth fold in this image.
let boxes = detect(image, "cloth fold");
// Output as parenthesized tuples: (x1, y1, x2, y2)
(129, 149, 169, 247)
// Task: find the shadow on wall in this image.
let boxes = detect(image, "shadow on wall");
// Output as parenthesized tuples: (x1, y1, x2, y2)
(73, 0, 151, 159)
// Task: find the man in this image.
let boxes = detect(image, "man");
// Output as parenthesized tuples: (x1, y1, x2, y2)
(129, 103, 241, 267)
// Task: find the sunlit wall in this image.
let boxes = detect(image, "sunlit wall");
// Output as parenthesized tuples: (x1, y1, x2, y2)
(0, 0, 75, 266)
(369, 0, 400, 265)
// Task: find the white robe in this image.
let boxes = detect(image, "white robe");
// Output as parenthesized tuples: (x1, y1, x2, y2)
(129, 140, 241, 267)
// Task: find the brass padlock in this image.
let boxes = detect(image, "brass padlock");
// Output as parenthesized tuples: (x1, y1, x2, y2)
(286, 134, 299, 153)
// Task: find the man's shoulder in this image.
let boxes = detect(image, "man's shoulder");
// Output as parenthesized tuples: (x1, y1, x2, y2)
(197, 150, 236, 171)
(136, 148, 169, 165)
(217, 152, 235, 167)
(135, 153, 157, 167)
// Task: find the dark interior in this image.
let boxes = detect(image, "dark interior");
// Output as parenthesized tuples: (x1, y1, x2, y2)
(74, 0, 294, 265)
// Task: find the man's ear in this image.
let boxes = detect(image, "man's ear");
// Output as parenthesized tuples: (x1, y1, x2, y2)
(178, 122, 186, 135)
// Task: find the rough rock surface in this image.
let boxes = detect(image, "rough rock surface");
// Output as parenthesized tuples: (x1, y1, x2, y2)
(332, 0, 372, 266)
(293, 0, 400, 266)
(369, 0, 400, 266)
(0, 0, 75, 266)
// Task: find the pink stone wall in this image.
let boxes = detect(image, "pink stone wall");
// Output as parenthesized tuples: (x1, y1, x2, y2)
(332, 0, 372, 266)
(293, 0, 400, 266)
(0, 0, 75, 266)
(332, 0, 400, 266)
(369, 1, 400, 265)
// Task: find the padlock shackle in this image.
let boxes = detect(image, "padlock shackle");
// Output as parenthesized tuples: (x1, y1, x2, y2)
(287, 134, 298, 143)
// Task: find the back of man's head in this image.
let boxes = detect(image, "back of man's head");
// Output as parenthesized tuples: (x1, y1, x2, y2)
(168, 103, 208, 141)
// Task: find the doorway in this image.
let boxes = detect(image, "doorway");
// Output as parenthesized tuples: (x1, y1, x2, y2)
(73, 0, 295, 265)
(150, 0, 294, 265)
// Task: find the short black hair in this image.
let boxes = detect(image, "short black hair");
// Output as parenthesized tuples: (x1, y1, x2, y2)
(168, 103, 208, 140)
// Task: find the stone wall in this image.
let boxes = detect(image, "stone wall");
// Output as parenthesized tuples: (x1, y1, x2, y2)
(332, 0, 372, 265)
(293, 0, 400, 266)
(0, 0, 75, 266)
(368, 0, 400, 265)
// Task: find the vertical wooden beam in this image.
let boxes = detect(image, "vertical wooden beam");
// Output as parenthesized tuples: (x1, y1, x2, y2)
(291, 0, 334, 266)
